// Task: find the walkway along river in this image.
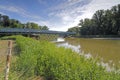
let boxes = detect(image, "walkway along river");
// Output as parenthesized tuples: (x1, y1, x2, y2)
(56, 37, 120, 71)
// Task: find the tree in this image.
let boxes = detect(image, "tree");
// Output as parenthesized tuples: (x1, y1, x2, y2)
(1, 15, 10, 27)
(68, 26, 80, 36)
(41, 25, 49, 30)
(103, 10, 113, 35)
(111, 4, 120, 35)
(68, 4, 120, 36)
(0, 14, 2, 26)
(92, 10, 105, 35)
(0, 14, 49, 30)
(9, 19, 22, 28)
(79, 18, 96, 35)
(26, 22, 41, 29)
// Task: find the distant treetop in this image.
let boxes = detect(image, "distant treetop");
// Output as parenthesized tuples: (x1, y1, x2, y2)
(0, 14, 49, 30)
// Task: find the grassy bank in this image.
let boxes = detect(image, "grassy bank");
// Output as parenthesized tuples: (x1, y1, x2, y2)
(1, 36, 120, 80)
(39, 34, 58, 41)
(75, 35, 120, 38)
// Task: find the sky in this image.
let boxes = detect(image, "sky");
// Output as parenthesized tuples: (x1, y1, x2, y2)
(0, 0, 120, 31)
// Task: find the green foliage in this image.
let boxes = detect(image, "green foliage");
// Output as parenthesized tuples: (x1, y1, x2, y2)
(9, 36, 120, 80)
(0, 14, 49, 30)
(40, 25, 49, 30)
(39, 34, 58, 41)
(26, 22, 40, 29)
(68, 26, 80, 36)
(68, 4, 120, 36)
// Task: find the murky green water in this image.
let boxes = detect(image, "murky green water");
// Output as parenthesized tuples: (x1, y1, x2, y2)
(63, 38, 120, 68)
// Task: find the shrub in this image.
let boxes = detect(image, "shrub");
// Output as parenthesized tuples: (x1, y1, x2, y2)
(10, 36, 120, 80)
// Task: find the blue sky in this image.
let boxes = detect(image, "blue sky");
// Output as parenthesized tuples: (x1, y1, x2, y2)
(0, 0, 120, 31)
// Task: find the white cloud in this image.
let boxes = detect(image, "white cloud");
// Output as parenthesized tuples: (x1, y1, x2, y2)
(35, 20, 52, 26)
(0, 12, 6, 15)
(46, 0, 120, 31)
(0, 5, 42, 20)
(46, 0, 92, 31)
(38, 0, 46, 5)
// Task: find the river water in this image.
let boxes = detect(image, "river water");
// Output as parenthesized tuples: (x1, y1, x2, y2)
(56, 37, 120, 71)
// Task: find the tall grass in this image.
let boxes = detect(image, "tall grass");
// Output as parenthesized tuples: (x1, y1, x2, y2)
(39, 34, 58, 41)
(7, 36, 120, 80)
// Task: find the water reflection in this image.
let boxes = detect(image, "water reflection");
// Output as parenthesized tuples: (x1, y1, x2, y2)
(52, 37, 65, 42)
(58, 42, 81, 53)
(58, 43, 94, 61)
(56, 37, 120, 71)
(57, 41, 115, 71)
(57, 37, 65, 42)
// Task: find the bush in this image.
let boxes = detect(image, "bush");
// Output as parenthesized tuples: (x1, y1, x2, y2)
(10, 36, 120, 80)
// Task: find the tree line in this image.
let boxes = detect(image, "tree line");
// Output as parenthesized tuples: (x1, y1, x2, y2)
(0, 14, 49, 30)
(68, 4, 120, 36)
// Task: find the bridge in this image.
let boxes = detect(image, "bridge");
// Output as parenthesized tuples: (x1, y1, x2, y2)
(0, 28, 75, 38)
(0, 28, 75, 35)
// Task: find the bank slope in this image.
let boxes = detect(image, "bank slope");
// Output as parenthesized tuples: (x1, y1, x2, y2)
(7, 36, 120, 80)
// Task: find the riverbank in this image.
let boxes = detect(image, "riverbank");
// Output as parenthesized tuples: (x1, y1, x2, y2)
(92, 38, 120, 40)
(0, 36, 120, 80)
(73, 35, 120, 39)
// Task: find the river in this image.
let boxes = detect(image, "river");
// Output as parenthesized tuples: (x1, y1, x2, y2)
(56, 37, 120, 71)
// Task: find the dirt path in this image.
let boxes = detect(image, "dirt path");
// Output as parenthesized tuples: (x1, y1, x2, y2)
(0, 40, 8, 79)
